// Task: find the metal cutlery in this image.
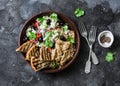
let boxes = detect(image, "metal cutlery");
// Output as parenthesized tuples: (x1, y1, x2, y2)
(85, 26, 97, 73)
(78, 22, 99, 73)
(78, 22, 99, 64)
(89, 26, 98, 64)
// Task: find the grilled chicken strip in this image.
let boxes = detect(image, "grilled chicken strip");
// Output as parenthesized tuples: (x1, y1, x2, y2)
(26, 45, 40, 61)
(16, 40, 34, 53)
(39, 46, 51, 61)
(30, 56, 50, 72)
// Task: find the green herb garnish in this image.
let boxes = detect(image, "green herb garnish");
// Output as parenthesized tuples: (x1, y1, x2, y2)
(57, 31, 60, 35)
(28, 32, 36, 40)
(45, 30, 54, 39)
(62, 25, 68, 32)
(50, 62, 59, 69)
(37, 17, 45, 22)
(50, 13, 58, 22)
(44, 38, 53, 47)
(41, 20, 48, 29)
(44, 30, 54, 47)
(105, 52, 114, 62)
(67, 37, 75, 43)
(74, 8, 85, 17)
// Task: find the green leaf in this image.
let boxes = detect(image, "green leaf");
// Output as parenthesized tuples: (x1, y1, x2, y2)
(57, 31, 60, 35)
(45, 30, 54, 39)
(67, 37, 75, 43)
(44, 30, 54, 47)
(50, 13, 58, 22)
(45, 32, 51, 38)
(44, 38, 53, 47)
(105, 52, 114, 62)
(28, 32, 36, 40)
(37, 17, 45, 22)
(50, 62, 59, 69)
(50, 13, 57, 18)
(62, 25, 68, 32)
(74, 8, 85, 17)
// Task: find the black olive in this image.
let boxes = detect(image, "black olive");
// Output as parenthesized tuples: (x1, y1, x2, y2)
(23, 35, 29, 43)
(51, 41, 55, 49)
(60, 36, 66, 41)
(57, 20, 64, 26)
(31, 24, 36, 30)
(38, 36, 43, 42)
(46, 19, 51, 25)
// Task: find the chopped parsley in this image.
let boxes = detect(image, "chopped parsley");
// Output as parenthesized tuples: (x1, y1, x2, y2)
(44, 38, 54, 48)
(62, 25, 68, 32)
(28, 32, 36, 40)
(50, 13, 58, 22)
(50, 62, 59, 69)
(37, 17, 45, 22)
(67, 37, 75, 43)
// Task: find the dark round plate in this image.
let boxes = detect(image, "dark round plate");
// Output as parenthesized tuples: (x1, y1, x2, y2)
(18, 11, 80, 73)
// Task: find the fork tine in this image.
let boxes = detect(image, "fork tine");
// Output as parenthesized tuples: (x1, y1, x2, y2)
(89, 30, 92, 40)
(80, 23, 84, 32)
(80, 25, 84, 33)
(81, 22, 86, 32)
(78, 21, 88, 38)
(90, 26, 97, 41)
(89, 28, 92, 39)
(92, 26, 97, 39)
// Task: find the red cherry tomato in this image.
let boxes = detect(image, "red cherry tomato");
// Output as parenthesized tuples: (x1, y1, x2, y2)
(36, 33, 42, 38)
(34, 21, 39, 28)
(35, 33, 42, 41)
(47, 47, 51, 52)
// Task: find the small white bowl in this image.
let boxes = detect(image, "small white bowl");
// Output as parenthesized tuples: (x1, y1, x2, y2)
(98, 30, 114, 48)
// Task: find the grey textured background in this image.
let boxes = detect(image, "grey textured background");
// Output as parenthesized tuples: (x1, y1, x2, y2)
(0, 0, 120, 86)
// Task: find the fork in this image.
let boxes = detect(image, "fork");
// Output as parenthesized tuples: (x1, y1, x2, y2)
(78, 22, 99, 64)
(89, 26, 99, 65)
(85, 26, 97, 73)
(78, 22, 99, 73)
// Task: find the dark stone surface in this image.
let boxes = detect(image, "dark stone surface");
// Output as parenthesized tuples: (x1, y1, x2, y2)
(0, 0, 120, 86)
